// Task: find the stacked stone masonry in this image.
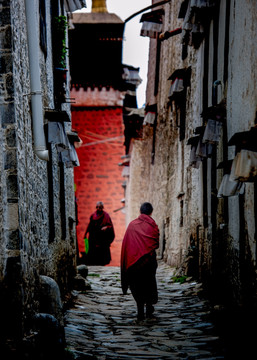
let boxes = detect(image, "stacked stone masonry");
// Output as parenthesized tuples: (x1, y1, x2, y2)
(126, 0, 257, 308)
(0, 0, 83, 352)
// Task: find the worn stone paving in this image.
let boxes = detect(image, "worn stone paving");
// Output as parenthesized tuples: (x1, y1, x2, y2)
(64, 262, 224, 359)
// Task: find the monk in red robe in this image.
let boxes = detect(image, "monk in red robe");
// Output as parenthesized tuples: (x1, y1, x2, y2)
(84, 201, 115, 265)
(121, 202, 159, 320)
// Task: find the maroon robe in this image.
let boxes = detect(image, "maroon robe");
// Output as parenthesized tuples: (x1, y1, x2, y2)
(85, 210, 115, 265)
(121, 214, 159, 302)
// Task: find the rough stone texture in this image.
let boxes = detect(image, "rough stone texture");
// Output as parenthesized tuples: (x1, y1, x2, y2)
(64, 263, 227, 359)
(39, 275, 64, 326)
(0, 0, 78, 348)
(125, 0, 257, 307)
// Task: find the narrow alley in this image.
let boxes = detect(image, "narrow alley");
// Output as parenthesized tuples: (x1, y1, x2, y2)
(64, 262, 225, 360)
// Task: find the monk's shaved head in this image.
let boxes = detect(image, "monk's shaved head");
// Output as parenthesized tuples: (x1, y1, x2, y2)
(140, 202, 153, 215)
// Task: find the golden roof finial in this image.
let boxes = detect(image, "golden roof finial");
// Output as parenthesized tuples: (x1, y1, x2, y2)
(92, 0, 108, 13)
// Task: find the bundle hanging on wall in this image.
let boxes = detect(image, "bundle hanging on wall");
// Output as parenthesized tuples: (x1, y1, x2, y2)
(140, 9, 164, 39)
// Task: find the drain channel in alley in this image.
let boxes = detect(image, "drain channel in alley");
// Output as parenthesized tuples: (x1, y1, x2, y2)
(64, 262, 224, 359)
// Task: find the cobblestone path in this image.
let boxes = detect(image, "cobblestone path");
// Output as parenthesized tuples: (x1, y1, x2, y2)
(64, 262, 224, 359)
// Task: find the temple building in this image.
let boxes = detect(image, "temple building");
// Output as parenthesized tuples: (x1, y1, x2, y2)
(69, 0, 126, 265)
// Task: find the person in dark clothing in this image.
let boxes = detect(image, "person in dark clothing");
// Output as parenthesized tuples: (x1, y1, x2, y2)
(120, 202, 159, 320)
(84, 201, 115, 265)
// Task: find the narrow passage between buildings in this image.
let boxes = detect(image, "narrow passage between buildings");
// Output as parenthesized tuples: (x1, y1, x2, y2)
(64, 262, 226, 359)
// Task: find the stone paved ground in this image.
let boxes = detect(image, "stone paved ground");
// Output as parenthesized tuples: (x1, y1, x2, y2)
(64, 262, 225, 359)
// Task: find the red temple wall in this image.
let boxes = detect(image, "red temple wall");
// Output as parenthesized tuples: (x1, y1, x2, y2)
(72, 107, 125, 266)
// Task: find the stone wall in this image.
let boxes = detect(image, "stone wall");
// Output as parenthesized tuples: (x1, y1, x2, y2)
(222, 0, 257, 304)
(126, 0, 257, 307)
(0, 0, 78, 347)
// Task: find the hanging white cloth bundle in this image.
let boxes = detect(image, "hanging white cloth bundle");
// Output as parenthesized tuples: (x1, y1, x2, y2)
(202, 119, 223, 144)
(229, 150, 257, 182)
(143, 111, 156, 125)
(60, 144, 80, 167)
(48, 122, 70, 151)
(122, 67, 142, 87)
(189, 145, 201, 168)
(217, 174, 245, 198)
(195, 138, 213, 158)
(191, 0, 215, 8)
(140, 21, 163, 39)
(168, 78, 184, 99)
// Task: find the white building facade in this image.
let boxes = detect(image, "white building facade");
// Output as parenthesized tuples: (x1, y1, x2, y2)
(125, 0, 257, 307)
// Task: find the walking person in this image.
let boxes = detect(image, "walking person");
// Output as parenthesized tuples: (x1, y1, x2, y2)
(84, 201, 115, 265)
(120, 202, 160, 321)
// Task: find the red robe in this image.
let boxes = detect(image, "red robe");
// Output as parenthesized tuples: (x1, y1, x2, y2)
(85, 210, 115, 265)
(121, 214, 159, 294)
